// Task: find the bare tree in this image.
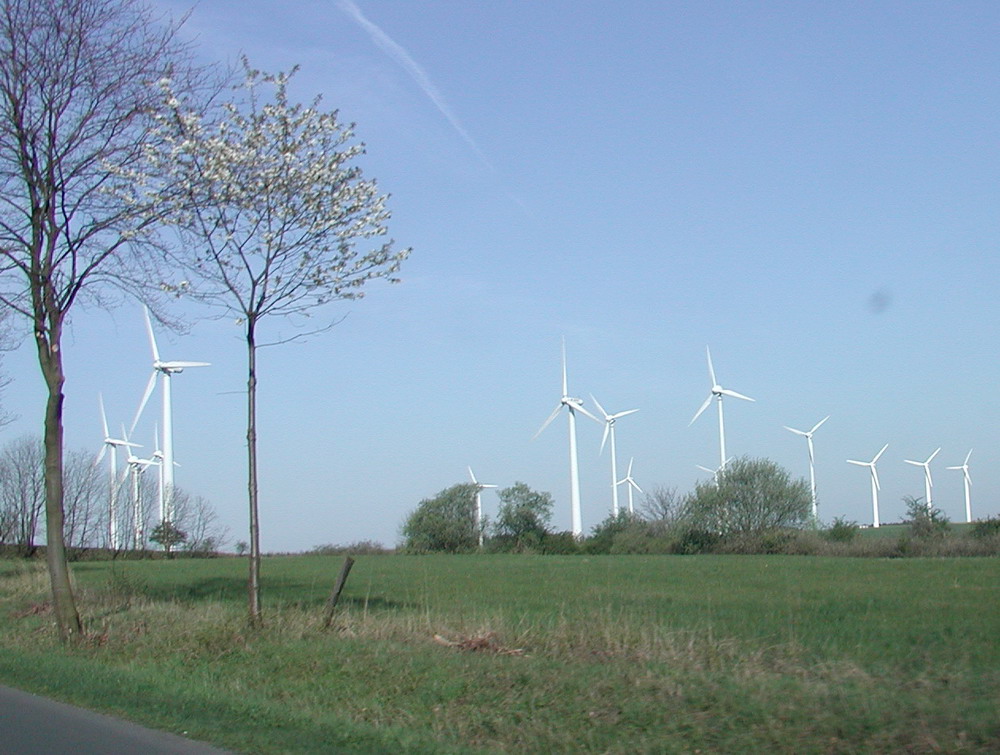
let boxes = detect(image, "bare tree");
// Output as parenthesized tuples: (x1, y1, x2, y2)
(171, 487, 228, 554)
(639, 485, 685, 530)
(0, 435, 45, 555)
(63, 447, 103, 550)
(145, 61, 410, 625)
(0, 0, 200, 641)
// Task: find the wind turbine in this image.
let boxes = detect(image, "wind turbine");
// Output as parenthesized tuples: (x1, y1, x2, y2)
(534, 339, 599, 537)
(121, 427, 158, 550)
(904, 448, 940, 511)
(132, 307, 209, 522)
(590, 394, 638, 517)
(690, 346, 755, 472)
(783, 415, 830, 520)
(468, 466, 497, 547)
(96, 395, 139, 550)
(696, 457, 733, 483)
(847, 443, 888, 528)
(946, 449, 973, 523)
(616, 457, 643, 515)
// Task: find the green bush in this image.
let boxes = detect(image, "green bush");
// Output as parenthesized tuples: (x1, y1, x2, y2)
(823, 517, 860, 543)
(673, 528, 721, 555)
(683, 457, 811, 537)
(970, 516, 1000, 539)
(539, 531, 579, 555)
(491, 482, 554, 551)
(903, 496, 950, 540)
(401, 483, 480, 553)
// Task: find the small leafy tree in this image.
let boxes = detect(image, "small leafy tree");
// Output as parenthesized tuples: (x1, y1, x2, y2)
(904, 496, 950, 540)
(402, 483, 479, 553)
(683, 457, 811, 538)
(822, 516, 860, 543)
(149, 520, 187, 556)
(141, 60, 410, 626)
(492, 482, 553, 550)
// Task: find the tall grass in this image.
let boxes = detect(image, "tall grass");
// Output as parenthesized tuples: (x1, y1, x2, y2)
(2, 555, 998, 753)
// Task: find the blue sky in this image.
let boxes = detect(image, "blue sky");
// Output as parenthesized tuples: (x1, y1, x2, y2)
(4, 0, 999, 550)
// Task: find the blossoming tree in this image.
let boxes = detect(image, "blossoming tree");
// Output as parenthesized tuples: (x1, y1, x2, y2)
(145, 61, 410, 625)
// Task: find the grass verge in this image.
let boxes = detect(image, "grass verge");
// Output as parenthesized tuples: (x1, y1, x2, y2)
(1, 555, 998, 753)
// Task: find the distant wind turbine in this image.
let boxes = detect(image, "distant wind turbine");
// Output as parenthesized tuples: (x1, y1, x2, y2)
(904, 448, 940, 511)
(946, 450, 973, 523)
(847, 443, 888, 528)
(590, 394, 638, 517)
(467, 466, 497, 547)
(96, 395, 139, 550)
(132, 307, 209, 522)
(616, 457, 643, 515)
(696, 457, 733, 483)
(783, 415, 830, 520)
(121, 426, 158, 550)
(534, 339, 599, 537)
(690, 346, 755, 472)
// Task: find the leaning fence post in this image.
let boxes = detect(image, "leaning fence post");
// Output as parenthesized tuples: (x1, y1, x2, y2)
(323, 556, 355, 628)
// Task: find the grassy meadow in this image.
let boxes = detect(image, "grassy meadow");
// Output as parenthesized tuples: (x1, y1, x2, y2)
(1, 554, 998, 753)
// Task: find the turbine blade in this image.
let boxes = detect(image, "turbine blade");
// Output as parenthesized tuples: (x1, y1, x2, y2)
(560, 337, 568, 397)
(965, 448, 973, 464)
(811, 415, 830, 433)
(98, 393, 109, 438)
(706, 346, 716, 386)
(533, 405, 563, 439)
(696, 465, 715, 474)
(143, 306, 160, 363)
(131, 371, 158, 435)
(872, 466, 881, 490)
(846, 459, 866, 466)
(159, 360, 211, 369)
(784, 426, 808, 437)
(467, 466, 477, 484)
(927, 447, 941, 464)
(719, 388, 755, 402)
(873, 443, 889, 463)
(904, 459, 921, 467)
(590, 394, 608, 420)
(611, 408, 639, 420)
(600, 423, 610, 454)
(689, 395, 712, 425)
(630, 479, 644, 494)
(572, 401, 601, 423)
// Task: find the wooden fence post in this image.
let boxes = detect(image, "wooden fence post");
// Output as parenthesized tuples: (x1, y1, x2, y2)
(323, 556, 355, 628)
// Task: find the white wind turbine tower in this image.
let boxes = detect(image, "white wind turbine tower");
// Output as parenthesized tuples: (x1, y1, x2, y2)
(847, 443, 888, 528)
(96, 395, 139, 550)
(904, 448, 940, 511)
(534, 339, 599, 537)
(590, 394, 638, 517)
(468, 466, 497, 547)
(132, 307, 209, 523)
(946, 450, 973, 523)
(783, 415, 830, 521)
(690, 346, 755, 472)
(121, 428, 158, 550)
(616, 457, 643, 515)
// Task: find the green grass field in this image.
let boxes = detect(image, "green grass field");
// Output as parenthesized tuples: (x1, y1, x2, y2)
(2, 554, 998, 753)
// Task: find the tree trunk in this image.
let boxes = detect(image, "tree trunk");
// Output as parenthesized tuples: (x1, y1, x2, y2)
(35, 320, 83, 643)
(246, 318, 262, 627)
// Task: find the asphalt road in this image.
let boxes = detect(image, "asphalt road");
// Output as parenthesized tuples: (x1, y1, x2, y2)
(0, 685, 234, 754)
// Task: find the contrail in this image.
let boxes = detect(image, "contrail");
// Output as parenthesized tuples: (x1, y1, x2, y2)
(336, 0, 491, 168)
